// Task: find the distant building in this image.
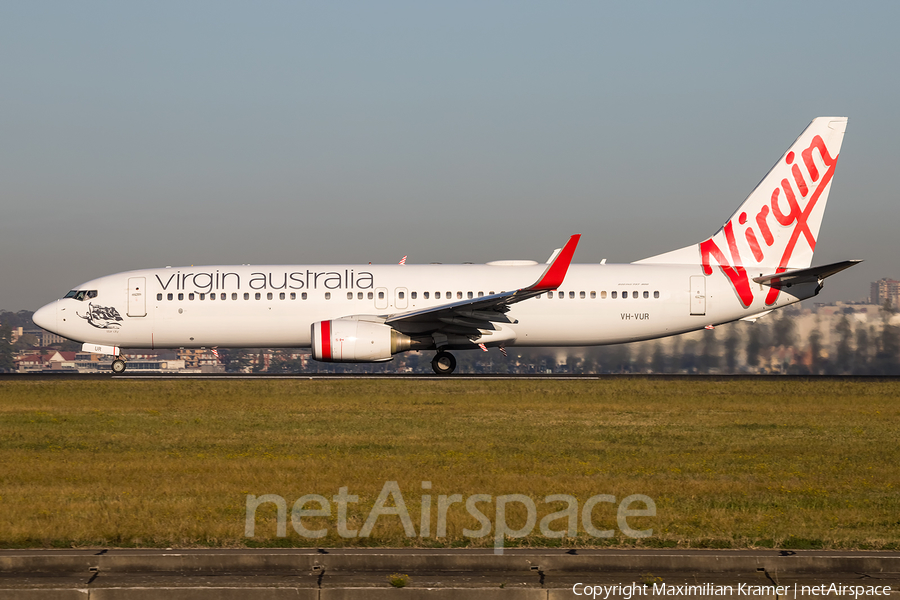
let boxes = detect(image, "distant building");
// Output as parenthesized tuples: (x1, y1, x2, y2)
(16, 351, 78, 371)
(24, 328, 67, 347)
(870, 278, 900, 309)
(13, 348, 190, 373)
(176, 348, 219, 370)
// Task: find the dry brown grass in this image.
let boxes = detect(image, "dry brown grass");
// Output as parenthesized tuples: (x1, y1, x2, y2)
(0, 378, 897, 549)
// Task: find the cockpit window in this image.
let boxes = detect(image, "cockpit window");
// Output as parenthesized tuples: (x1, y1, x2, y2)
(64, 290, 98, 301)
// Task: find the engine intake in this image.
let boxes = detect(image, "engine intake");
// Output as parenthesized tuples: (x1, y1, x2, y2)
(311, 319, 412, 362)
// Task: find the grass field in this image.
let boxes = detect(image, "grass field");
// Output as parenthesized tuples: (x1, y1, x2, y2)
(0, 378, 897, 550)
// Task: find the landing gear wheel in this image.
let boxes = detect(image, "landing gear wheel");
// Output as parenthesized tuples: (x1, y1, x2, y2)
(111, 358, 127, 374)
(432, 351, 457, 375)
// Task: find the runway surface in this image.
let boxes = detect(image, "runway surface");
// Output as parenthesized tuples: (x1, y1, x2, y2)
(4, 373, 900, 381)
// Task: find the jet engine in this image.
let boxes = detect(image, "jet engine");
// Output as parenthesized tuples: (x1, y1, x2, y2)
(311, 318, 412, 362)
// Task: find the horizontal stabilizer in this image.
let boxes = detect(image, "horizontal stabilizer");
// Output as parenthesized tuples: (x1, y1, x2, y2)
(740, 310, 773, 323)
(752, 259, 862, 285)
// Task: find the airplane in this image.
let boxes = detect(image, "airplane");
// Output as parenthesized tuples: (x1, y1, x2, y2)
(33, 117, 859, 375)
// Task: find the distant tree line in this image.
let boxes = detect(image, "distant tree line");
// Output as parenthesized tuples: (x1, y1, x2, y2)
(0, 311, 36, 372)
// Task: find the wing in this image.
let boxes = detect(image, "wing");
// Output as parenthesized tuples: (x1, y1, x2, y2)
(384, 235, 580, 344)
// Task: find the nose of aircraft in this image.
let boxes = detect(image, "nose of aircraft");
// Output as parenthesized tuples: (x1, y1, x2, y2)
(32, 302, 58, 333)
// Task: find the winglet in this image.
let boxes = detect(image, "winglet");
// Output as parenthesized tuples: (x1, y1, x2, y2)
(529, 234, 580, 291)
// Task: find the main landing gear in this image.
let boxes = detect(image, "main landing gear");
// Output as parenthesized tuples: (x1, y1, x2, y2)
(431, 351, 457, 375)
(111, 356, 127, 374)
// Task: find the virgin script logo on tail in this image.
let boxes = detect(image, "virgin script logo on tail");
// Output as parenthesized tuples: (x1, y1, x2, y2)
(699, 134, 838, 308)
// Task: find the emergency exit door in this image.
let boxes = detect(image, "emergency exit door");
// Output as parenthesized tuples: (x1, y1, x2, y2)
(374, 287, 388, 310)
(690, 275, 706, 316)
(395, 287, 408, 309)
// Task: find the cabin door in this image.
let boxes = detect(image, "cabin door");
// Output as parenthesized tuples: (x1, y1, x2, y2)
(127, 277, 147, 317)
(690, 275, 706, 316)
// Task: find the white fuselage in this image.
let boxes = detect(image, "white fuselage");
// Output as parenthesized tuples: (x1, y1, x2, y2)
(33, 261, 815, 351)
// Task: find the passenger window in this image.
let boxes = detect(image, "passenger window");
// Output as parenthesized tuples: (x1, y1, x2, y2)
(178, 293, 184, 301)
(358, 292, 363, 299)
(279, 292, 285, 300)
(643, 291, 649, 299)
(167, 293, 173, 301)
(654, 291, 660, 299)
(569, 291, 575, 299)
(302, 292, 308, 300)
(157, 293, 163, 301)
(267, 292, 273, 300)
(189, 293, 195, 300)
(411, 292, 417, 299)
(590, 291, 596, 299)
(291, 292, 296, 300)
(255, 292, 261, 300)
(366, 292, 372, 300)
(611, 291, 617, 299)
(210, 293, 215, 300)
(220, 293, 226, 300)
(347, 292, 353, 300)
(200, 294, 206, 300)
(378, 291, 385, 299)
(435, 292, 441, 299)
(601, 291, 607, 299)
(232, 293, 238, 300)
(559, 291, 564, 299)
(548, 291, 554, 299)
(424, 292, 430, 299)
(478, 292, 484, 297)
(467, 292, 473, 299)
(325, 292, 331, 300)
(399, 291, 405, 299)
(580, 291, 585, 299)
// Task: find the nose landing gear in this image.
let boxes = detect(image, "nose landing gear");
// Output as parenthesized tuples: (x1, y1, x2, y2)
(431, 351, 457, 375)
(111, 357, 127, 374)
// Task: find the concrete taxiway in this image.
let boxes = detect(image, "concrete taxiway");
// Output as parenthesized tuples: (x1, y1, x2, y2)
(1, 548, 898, 599)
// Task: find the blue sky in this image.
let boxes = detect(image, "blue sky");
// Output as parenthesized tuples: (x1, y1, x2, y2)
(2, 1, 898, 310)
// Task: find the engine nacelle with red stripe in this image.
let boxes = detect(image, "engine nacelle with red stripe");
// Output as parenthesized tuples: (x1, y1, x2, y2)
(311, 318, 412, 362)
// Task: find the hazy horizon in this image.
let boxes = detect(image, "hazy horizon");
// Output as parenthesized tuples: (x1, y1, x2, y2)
(2, 2, 898, 312)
